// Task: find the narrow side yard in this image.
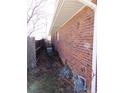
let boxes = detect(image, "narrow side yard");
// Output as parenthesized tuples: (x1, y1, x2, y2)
(27, 51, 74, 93)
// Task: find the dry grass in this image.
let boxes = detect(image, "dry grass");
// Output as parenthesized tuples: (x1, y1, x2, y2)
(27, 51, 74, 93)
(27, 69, 60, 93)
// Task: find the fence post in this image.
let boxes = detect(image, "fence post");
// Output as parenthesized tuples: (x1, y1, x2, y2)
(27, 36, 36, 71)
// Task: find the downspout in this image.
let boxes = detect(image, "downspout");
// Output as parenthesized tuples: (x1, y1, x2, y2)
(91, 7, 97, 93)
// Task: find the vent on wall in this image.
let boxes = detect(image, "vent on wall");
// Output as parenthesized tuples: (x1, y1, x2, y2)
(81, 66, 86, 73)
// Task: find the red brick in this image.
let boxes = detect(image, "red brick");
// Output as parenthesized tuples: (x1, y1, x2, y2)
(51, 6, 94, 92)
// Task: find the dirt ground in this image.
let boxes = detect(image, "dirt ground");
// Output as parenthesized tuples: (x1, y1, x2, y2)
(27, 51, 74, 93)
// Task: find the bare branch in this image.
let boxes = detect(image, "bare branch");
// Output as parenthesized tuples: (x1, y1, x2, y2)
(27, 5, 37, 24)
(27, 0, 48, 37)
(27, 22, 45, 36)
(27, 0, 33, 13)
(27, 0, 46, 24)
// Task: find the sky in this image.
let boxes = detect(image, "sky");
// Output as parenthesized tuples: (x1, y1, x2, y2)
(27, 0, 56, 40)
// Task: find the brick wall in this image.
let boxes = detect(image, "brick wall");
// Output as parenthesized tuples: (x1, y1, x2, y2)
(51, 6, 94, 92)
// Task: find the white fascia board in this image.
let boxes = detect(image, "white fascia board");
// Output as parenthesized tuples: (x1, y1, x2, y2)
(52, 0, 65, 27)
(49, 0, 65, 35)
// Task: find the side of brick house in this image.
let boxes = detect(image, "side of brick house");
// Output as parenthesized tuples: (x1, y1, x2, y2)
(51, 1, 96, 92)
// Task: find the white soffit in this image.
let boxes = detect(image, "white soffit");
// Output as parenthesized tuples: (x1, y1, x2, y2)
(50, 0, 84, 34)
(55, 0, 84, 26)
